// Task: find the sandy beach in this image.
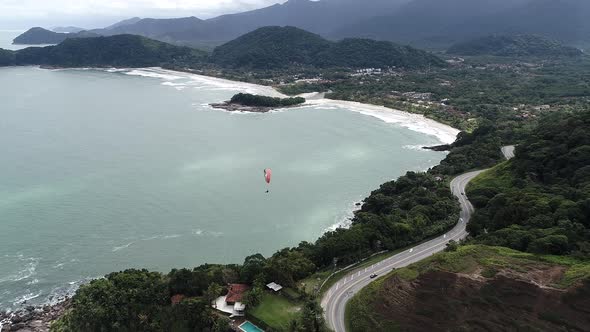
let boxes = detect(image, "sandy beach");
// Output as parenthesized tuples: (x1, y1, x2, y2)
(119, 67, 460, 145)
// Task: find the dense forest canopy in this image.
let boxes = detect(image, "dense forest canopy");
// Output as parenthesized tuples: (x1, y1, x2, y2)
(447, 34, 584, 57)
(468, 110, 590, 257)
(315, 38, 445, 69)
(1, 27, 443, 71)
(2, 35, 208, 68)
(229, 93, 306, 107)
(212, 26, 444, 69)
(212, 26, 332, 69)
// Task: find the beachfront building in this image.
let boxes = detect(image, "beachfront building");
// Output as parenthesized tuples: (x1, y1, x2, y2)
(213, 284, 250, 317)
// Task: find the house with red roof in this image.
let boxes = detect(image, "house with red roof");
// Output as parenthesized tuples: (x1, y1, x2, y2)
(212, 284, 250, 317)
(226, 284, 249, 305)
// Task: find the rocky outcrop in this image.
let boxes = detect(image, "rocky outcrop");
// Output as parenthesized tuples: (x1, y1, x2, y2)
(0, 300, 70, 332)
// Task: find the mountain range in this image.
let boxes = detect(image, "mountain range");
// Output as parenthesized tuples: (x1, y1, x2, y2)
(13, 0, 590, 49)
(2, 27, 443, 70)
(212, 26, 444, 69)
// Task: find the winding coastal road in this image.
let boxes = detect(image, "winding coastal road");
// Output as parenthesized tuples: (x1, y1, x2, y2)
(322, 147, 516, 332)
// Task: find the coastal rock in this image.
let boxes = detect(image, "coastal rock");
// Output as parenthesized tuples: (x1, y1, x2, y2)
(13, 328, 33, 332)
(1, 299, 71, 332)
(210, 102, 277, 113)
(10, 323, 26, 330)
(423, 144, 451, 152)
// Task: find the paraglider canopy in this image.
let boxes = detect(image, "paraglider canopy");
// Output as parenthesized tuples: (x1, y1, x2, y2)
(264, 169, 272, 184)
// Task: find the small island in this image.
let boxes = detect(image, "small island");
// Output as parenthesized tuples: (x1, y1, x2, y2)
(211, 93, 306, 113)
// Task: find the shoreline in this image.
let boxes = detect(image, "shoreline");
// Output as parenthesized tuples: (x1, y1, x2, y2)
(0, 298, 70, 332)
(209, 101, 305, 113)
(122, 67, 460, 145)
(31, 66, 460, 145)
(0, 66, 460, 323)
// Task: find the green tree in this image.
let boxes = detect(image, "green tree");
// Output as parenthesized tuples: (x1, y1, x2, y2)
(241, 253, 267, 283)
(300, 297, 327, 332)
(205, 282, 224, 307)
(213, 316, 232, 332)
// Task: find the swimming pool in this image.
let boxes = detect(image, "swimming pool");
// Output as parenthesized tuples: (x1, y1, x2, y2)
(239, 321, 265, 332)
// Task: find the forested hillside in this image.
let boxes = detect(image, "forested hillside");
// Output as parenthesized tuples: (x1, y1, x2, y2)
(0, 49, 15, 66)
(333, 0, 590, 47)
(2, 35, 207, 68)
(212, 26, 443, 69)
(468, 110, 590, 256)
(447, 35, 583, 57)
(13, 27, 98, 45)
(13, 27, 71, 44)
(211, 26, 331, 69)
(316, 38, 445, 69)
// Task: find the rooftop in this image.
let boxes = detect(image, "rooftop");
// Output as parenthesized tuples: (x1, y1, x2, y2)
(266, 282, 283, 292)
(226, 284, 250, 303)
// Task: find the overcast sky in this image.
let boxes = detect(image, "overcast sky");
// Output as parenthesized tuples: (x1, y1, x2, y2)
(0, 0, 286, 30)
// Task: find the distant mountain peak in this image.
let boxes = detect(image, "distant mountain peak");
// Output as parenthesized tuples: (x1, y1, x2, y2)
(212, 26, 444, 69)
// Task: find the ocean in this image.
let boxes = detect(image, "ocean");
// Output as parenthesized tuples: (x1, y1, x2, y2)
(0, 64, 454, 310)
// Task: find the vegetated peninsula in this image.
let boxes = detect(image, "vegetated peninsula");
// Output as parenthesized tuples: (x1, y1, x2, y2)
(211, 93, 306, 112)
(212, 26, 445, 69)
(13, 27, 98, 45)
(1, 34, 207, 68)
(447, 34, 583, 57)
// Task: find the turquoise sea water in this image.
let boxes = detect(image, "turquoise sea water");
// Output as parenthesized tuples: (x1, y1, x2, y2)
(0, 66, 449, 310)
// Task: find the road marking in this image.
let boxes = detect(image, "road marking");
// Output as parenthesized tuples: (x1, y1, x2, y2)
(323, 169, 488, 332)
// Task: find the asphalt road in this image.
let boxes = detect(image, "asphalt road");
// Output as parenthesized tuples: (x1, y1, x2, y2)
(321, 169, 486, 332)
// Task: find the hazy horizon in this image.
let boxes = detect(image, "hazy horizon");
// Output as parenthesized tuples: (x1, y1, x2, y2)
(0, 0, 286, 30)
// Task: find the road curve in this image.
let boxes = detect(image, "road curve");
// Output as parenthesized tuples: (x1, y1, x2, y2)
(321, 170, 485, 332)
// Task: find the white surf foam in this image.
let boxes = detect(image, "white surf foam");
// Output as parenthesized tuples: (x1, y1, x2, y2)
(126, 67, 283, 97)
(192, 229, 223, 237)
(324, 199, 364, 232)
(112, 242, 134, 252)
(124, 69, 183, 81)
(105, 67, 460, 145)
(308, 99, 459, 145)
(13, 292, 41, 306)
(0, 255, 39, 284)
